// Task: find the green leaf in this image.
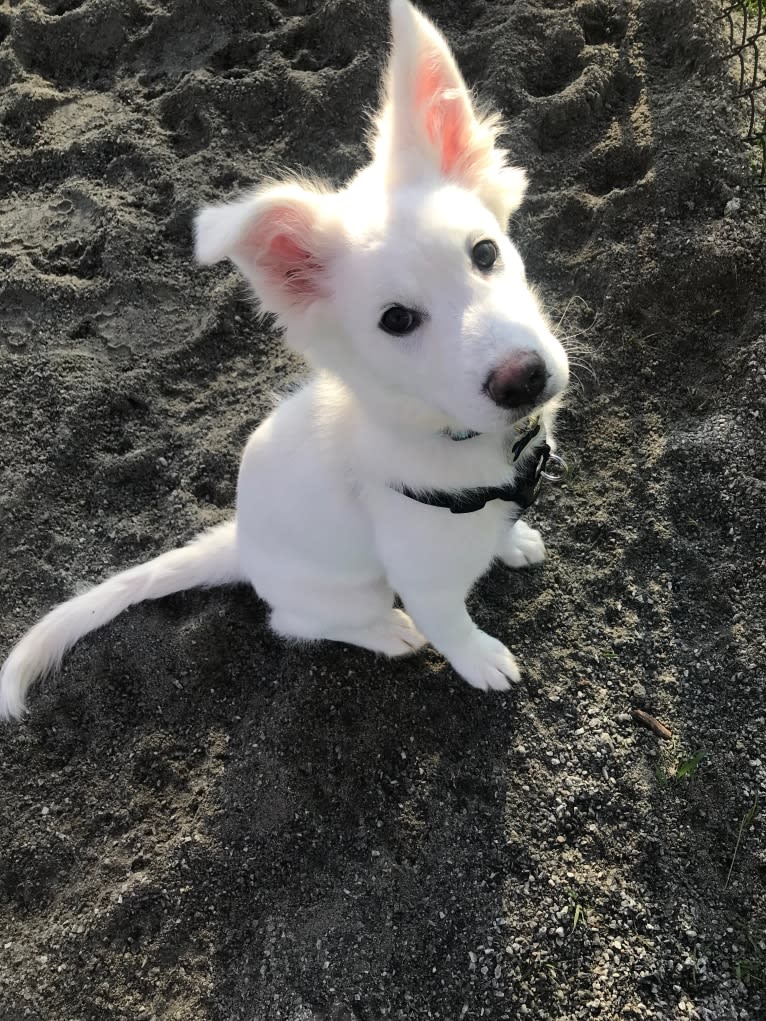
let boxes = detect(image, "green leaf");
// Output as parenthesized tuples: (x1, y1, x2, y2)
(675, 750, 705, 779)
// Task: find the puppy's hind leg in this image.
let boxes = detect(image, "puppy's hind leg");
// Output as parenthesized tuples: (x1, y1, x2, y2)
(498, 518, 546, 569)
(272, 607, 426, 657)
(268, 578, 427, 658)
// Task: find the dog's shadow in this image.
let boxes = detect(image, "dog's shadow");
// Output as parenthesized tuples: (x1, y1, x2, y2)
(10, 571, 544, 1018)
(208, 614, 527, 1017)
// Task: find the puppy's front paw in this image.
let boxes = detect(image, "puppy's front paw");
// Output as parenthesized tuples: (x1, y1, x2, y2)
(447, 631, 521, 692)
(500, 519, 546, 569)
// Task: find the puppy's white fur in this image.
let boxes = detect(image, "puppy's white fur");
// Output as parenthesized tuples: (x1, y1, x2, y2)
(0, 0, 569, 719)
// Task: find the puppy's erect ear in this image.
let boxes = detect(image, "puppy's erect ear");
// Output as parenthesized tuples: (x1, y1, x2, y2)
(194, 181, 342, 317)
(375, 0, 527, 224)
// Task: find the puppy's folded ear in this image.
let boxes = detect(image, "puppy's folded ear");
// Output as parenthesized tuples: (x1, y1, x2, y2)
(194, 181, 342, 318)
(374, 0, 527, 225)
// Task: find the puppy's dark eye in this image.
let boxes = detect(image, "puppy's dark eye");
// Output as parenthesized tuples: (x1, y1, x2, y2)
(472, 239, 499, 271)
(379, 305, 421, 336)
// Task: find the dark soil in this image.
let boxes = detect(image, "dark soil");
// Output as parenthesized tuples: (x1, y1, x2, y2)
(1, 1, 765, 1018)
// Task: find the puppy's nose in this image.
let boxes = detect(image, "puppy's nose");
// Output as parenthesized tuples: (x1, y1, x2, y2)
(485, 352, 548, 409)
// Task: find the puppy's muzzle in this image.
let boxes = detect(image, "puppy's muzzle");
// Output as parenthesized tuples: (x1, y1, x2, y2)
(485, 351, 548, 410)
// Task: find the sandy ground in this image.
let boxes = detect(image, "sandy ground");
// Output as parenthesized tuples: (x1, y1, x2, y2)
(1, 0, 765, 1018)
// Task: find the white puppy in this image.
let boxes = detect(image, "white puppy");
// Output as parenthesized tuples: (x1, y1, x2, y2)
(0, 0, 569, 720)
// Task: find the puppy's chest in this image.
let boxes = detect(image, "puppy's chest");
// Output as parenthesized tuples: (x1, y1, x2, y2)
(378, 482, 510, 575)
(370, 419, 552, 546)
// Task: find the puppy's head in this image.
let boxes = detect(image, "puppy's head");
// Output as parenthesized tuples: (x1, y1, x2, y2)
(195, 0, 568, 434)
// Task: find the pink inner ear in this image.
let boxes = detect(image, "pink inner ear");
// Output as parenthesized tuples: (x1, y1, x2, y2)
(240, 208, 324, 301)
(415, 54, 470, 177)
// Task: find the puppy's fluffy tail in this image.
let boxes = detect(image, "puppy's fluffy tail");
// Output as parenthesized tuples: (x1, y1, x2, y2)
(0, 521, 241, 720)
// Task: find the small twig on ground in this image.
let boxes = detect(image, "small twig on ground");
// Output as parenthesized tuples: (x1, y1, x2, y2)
(725, 794, 760, 891)
(631, 708, 672, 740)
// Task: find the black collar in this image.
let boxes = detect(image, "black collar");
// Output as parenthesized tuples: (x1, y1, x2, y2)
(393, 441, 551, 513)
(391, 415, 553, 514)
